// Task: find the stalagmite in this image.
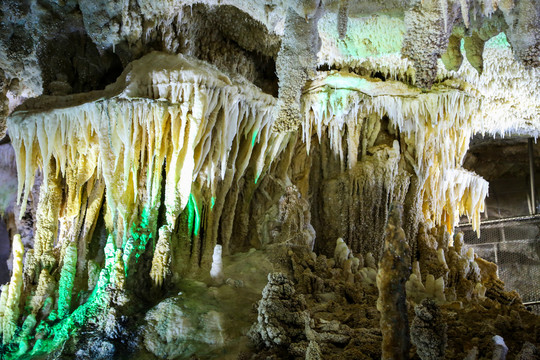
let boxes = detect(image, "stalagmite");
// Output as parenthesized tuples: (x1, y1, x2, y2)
(57, 241, 77, 319)
(30, 269, 55, 316)
(410, 299, 447, 360)
(377, 205, 411, 360)
(111, 249, 126, 289)
(150, 235, 171, 287)
(305, 339, 323, 360)
(334, 237, 350, 267)
(2, 234, 24, 343)
(210, 244, 224, 283)
(0, 285, 7, 336)
(492, 335, 509, 360)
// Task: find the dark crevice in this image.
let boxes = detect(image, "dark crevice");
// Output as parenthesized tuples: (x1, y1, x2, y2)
(0, 217, 9, 284)
(38, 31, 124, 96)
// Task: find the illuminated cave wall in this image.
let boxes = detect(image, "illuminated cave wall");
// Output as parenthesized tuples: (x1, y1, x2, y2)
(0, 0, 539, 359)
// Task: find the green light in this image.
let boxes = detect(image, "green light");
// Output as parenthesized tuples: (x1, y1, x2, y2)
(128, 207, 153, 264)
(321, 14, 405, 59)
(210, 197, 215, 209)
(251, 129, 259, 147)
(6, 264, 114, 359)
(3, 232, 125, 358)
(187, 194, 201, 237)
(255, 174, 260, 184)
(58, 243, 77, 319)
(325, 75, 369, 90)
(485, 32, 510, 49)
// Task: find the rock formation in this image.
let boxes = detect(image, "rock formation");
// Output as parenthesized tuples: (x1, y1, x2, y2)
(410, 299, 448, 360)
(376, 205, 411, 360)
(0, 0, 538, 359)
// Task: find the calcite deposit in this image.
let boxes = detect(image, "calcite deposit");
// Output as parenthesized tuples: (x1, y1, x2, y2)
(0, 0, 539, 359)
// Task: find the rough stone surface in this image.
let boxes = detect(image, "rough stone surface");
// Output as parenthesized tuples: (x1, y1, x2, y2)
(411, 299, 448, 360)
(144, 294, 225, 359)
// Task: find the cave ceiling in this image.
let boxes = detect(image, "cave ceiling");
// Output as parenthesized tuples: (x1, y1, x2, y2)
(0, 0, 539, 139)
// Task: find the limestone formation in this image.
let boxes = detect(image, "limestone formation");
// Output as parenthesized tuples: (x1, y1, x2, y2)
(410, 299, 448, 360)
(144, 295, 225, 359)
(248, 272, 309, 349)
(376, 205, 411, 360)
(492, 335, 509, 360)
(516, 342, 540, 360)
(1, 234, 24, 343)
(274, 4, 323, 132)
(0, 0, 538, 359)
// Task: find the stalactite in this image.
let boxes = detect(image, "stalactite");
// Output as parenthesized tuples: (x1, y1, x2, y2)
(1, 24, 529, 356)
(2, 52, 293, 353)
(77, 177, 106, 275)
(8, 52, 285, 287)
(31, 160, 62, 276)
(302, 71, 488, 240)
(337, 0, 349, 40)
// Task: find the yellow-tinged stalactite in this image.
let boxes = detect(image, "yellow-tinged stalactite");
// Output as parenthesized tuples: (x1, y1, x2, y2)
(30, 269, 55, 316)
(302, 72, 488, 235)
(112, 249, 126, 289)
(7, 53, 280, 287)
(150, 231, 171, 287)
(2, 234, 24, 344)
(77, 176, 106, 274)
(33, 159, 63, 274)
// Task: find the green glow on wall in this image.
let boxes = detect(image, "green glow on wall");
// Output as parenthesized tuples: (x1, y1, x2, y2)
(57, 242, 78, 319)
(325, 75, 369, 90)
(4, 258, 115, 359)
(187, 194, 200, 237)
(210, 196, 215, 209)
(485, 32, 510, 49)
(319, 14, 405, 59)
(128, 208, 153, 265)
(251, 129, 259, 147)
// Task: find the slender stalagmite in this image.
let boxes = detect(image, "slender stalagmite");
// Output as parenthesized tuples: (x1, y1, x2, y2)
(377, 204, 411, 360)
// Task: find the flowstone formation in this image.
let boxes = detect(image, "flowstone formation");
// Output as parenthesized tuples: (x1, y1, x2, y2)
(0, 0, 539, 359)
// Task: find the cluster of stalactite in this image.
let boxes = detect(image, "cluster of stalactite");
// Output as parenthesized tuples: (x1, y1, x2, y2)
(0, 50, 494, 358)
(1, 52, 292, 357)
